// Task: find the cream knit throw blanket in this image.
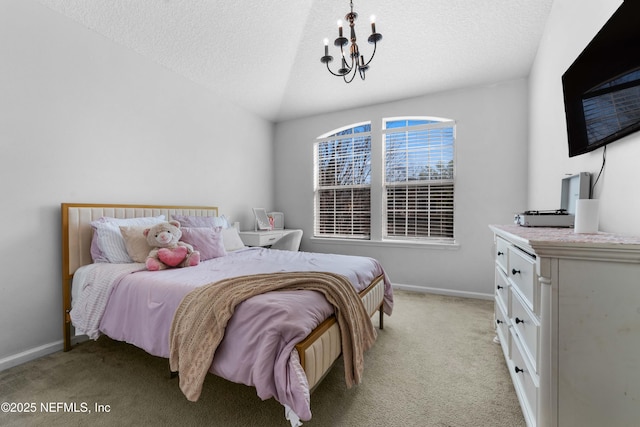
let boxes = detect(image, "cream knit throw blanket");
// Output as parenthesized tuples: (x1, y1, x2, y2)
(169, 271, 377, 402)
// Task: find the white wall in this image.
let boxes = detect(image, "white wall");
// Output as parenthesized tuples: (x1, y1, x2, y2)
(0, 0, 274, 365)
(528, 0, 640, 234)
(274, 79, 529, 296)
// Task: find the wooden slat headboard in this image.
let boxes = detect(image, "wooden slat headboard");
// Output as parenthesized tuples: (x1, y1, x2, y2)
(60, 203, 219, 351)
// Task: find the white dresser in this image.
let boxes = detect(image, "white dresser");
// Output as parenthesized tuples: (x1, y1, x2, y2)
(489, 225, 640, 427)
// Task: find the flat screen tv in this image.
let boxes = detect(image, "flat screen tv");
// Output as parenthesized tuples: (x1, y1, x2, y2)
(562, 0, 640, 157)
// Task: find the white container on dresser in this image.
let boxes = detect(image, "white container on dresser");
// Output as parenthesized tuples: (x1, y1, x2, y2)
(489, 224, 640, 427)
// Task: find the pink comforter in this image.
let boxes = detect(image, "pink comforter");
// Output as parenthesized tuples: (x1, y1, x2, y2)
(97, 247, 393, 421)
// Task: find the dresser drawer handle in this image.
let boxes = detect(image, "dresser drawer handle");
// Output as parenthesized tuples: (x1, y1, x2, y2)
(515, 317, 525, 325)
(497, 285, 503, 290)
(497, 251, 504, 256)
(511, 268, 521, 275)
(496, 319, 504, 325)
(514, 366, 524, 374)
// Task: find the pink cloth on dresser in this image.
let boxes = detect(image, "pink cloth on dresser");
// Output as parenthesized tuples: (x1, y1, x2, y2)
(98, 247, 393, 421)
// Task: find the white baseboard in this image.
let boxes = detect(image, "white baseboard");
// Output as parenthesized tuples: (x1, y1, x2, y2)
(0, 341, 62, 372)
(391, 283, 493, 300)
(0, 335, 89, 372)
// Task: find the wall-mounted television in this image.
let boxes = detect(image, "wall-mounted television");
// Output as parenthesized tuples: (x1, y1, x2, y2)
(562, 0, 640, 157)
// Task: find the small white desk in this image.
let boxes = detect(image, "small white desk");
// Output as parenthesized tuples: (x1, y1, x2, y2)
(238, 229, 300, 247)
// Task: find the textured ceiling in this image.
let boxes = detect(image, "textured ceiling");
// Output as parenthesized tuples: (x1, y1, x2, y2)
(36, 0, 554, 122)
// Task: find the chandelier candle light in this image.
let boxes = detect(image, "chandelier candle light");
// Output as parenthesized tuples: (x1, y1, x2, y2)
(321, 0, 382, 83)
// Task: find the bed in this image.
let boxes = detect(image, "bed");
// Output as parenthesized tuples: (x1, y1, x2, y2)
(61, 203, 393, 425)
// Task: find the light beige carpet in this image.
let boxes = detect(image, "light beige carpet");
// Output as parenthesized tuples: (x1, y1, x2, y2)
(0, 290, 524, 426)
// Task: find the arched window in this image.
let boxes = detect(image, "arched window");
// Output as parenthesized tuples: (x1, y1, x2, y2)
(314, 122, 372, 238)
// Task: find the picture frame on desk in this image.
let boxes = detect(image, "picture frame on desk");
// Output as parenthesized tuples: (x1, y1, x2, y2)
(253, 208, 271, 231)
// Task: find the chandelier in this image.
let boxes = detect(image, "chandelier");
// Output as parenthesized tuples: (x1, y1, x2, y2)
(320, 0, 382, 83)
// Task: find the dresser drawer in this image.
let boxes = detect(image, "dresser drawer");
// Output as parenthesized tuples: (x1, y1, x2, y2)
(495, 298, 510, 359)
(495, 237, 509, 273)
(508, 245, 536, 310)
(510, 288, 539, 373)
(495, 266, 510, 312)
(511, 329, 538, 427)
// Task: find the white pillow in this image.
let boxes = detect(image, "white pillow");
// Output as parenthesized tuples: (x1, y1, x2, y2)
(221, 227, 246, 251)
(91, 215, 165, 263)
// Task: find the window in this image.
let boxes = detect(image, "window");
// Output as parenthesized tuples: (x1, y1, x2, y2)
(314, 123, 371, 238)
(314, 117, 455, 243)
(383, 118, 455, 241)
